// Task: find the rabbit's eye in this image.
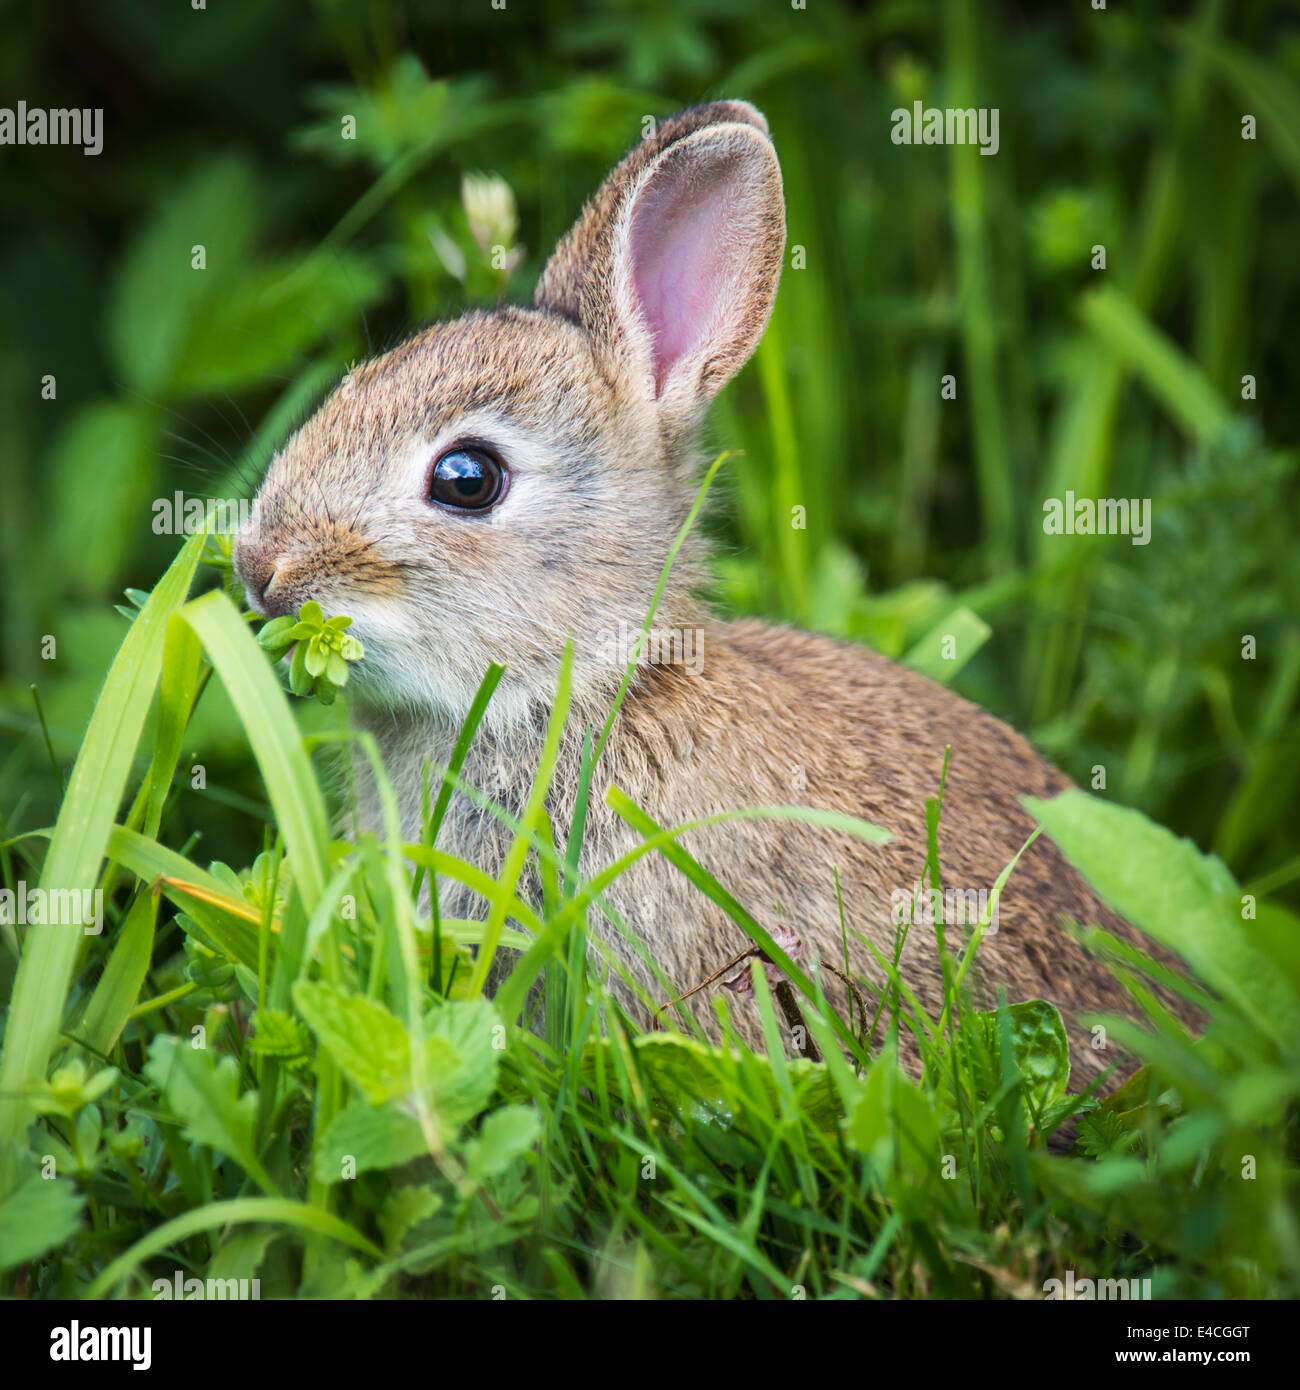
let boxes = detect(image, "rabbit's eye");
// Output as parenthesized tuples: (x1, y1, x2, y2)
(428, 445, 506, 512)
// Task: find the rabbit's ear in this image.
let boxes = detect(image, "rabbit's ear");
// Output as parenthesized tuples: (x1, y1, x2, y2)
(536, 101, 785, 427)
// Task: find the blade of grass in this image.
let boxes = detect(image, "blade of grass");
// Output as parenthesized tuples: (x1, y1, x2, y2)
(178, 590, 331, 914)
(1079, 287, 1233, 445)
(467, 642, 573, 996)
(410, 660, 505, 917)
(73, 886, 158, 1057)
(86, 1196, 384, 1297)
(946, 0, 1014, 572)
(496, 800, 890, 1026)
(175, 587, 341, 1241)
(0, 531, 205, 1147)
(604, 790, 876, 1065)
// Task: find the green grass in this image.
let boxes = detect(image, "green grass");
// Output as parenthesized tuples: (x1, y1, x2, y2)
(1, 0, 1299, 1300)
(0, 493, 1297, 1299)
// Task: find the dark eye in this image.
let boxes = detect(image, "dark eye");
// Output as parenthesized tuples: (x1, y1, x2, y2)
(428, 445, 506, 512)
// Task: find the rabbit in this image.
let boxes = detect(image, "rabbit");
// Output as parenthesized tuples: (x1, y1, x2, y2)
(233, 100, 1193, 1089)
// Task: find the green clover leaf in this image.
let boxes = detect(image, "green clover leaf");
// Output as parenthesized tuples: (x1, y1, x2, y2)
(258, 601, 365, 706)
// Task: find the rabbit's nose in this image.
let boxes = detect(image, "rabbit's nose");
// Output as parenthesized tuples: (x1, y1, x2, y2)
(233, 536, 295, 618)
(256, 566, 297, 619)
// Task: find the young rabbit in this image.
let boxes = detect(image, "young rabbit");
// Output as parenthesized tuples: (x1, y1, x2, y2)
(234, 101, 1187, 1085)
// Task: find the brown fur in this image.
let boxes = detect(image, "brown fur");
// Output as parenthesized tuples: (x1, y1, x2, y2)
(234, 102, 1193, 1091)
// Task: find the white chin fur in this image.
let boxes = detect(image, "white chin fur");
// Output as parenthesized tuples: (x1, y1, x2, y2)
(341, 598, 546, 733)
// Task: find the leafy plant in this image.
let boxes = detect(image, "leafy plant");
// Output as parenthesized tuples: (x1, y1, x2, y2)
(1, 0, 1297, 1303)
(259, 602, 366, 706)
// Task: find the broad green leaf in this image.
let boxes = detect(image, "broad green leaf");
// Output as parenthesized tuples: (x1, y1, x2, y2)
(464, 1105, 540, 1184)
(847, 1054, 898, 1168)
(107, 154, 261, 395)
(304, 1001, 506, 1182)
(170, 253, 384, 396)
(1223, 1067, 1300, 1127)
(377, 1184, 441, 1252)
(422, 998, 501, 1127)
(1025, 790, 1300, 1047)
(297, 1256, 393, 1301)
(249, 1008, 311, 1059)
(207, 1228, 278, 1286)
(293, 62, 495, 167)
(294, 981, 422, 1104)
(145, 1036, 274, 1193)
(0, 1172, 85, 1273)
(903, 606, 992, 683)
(48, 401, 158, 594)
(1243, 902, 1300, 1007)
(951, 998, 1071, 1122)
(582, 1032, 841, 1130)
(312, 1100, 429, 1182)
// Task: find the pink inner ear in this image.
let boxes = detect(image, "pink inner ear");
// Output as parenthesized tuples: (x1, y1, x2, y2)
(627, 167, 733, 391)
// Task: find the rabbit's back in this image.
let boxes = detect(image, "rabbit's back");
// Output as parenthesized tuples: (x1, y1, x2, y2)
(374, 616, 1181, 1084)
(585, 618, 1167, 1080)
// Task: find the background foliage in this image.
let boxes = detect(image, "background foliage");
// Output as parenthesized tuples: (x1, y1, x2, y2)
(2, 0, 1298, 886)
(0, 0, 1297, 1300)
